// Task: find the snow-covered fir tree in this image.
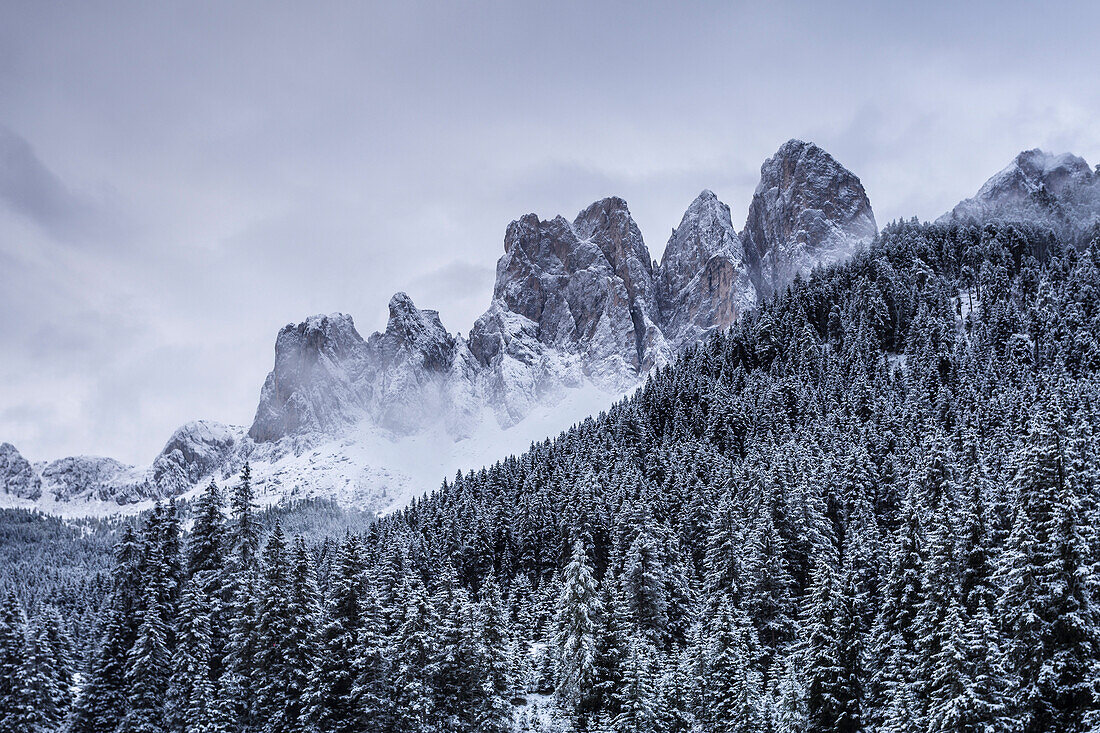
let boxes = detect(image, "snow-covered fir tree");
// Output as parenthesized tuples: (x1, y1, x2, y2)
(1, 220, 1099, 732)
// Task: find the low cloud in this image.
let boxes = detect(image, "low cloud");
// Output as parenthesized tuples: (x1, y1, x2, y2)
(0, 1, 1098, 463)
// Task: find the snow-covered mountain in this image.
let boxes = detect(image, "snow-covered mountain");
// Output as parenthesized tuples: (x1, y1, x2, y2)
(742, 139, 877, 298)
(939, 149, 1100, 240)
(656, 190, 755, 352)
(0, 443, 41, 501)
(1, 139, 880, 516)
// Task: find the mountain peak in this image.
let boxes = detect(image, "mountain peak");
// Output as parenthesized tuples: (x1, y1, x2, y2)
(774, 138, 814, 156)
(683, 189, 720, 213)
(378, 292, 456, 371)
(248, 312, 370, 443)
(941, 148, 1099, 237)
(657, 190, 754, 350)
(388, 291, 417, 312)
(741, 140, 876, 296)
(487, 195, 667, 386)
(18, 140, 887, 509)
(0, 442, 42, 500)
(573, 195, 632, 227)
(1013, 148, 1091, 177)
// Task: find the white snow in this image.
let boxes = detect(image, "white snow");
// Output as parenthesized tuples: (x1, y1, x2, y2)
(244, 378, 629, 515)
(3, 379, 630, 519)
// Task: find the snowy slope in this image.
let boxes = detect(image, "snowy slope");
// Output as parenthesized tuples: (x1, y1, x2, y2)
(0, 382, 623, 518)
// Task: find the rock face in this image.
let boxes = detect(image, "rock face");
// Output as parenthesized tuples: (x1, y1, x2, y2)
(39, 455, 138, 503)
(0, 443, 42, 500)
(247, 198, 679, 446)
(467, 301, 585, 426)
(248, 296, 480, 444)
(657, 190, 756, 351)
(245, 150, 875, 452)
(741, 140, 877, 297)
(248, 313, 371, 443)
(939, 149, 1100, 239)
(12, 139, 883, 509)
(150, 421, 242, 494)
(484, 197, 669, 387)
(361, 293, 478, 436)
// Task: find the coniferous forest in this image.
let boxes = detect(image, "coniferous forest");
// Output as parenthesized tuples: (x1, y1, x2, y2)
(3, 219, 1100, 732)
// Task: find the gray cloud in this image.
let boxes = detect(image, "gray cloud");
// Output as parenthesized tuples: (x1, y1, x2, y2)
(0, 0, 1098, 464)
(0, 125, 89, 236)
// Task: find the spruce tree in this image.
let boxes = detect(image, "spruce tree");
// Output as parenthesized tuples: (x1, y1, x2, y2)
(255, 523, 296, 732)
(310, 533, 367, 733)
(0, 594, 36, 733)
(123, 569, 170, 733)
(224, 464, 261, 731)
(167, 577, 220, 733)
(553, 540, 602, 719)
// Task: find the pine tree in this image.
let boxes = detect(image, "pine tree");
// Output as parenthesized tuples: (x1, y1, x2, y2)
(224, 465, 261, 731)
(255, 523, 297, 733)
(697, 601, 762, 733)
(123, 569, 170, 733)
(621, 509, 669, 644)
(612, 637, 661, 733)
(23, 609, 70, 731)
(995, 409, 1100, 730)
(1043, 430, 1100, 730)
(592, 567, 628, 718)
(389, 573, 440, 733)
(804, 563, 862, 733)
(745, 499, 795, 672)
(472, 577, 514, 733)
(553, 540, 602, 719)
(769, 656, 809, 733)
(926, 594, 1009, 733)
(68, 605, 131, 733)
(0, 594, 36, 733)
(188, 480, 225, 579)
(167, 577, 221, 733)
(309, 533, 367, 733)
(284, 536, 322, 733)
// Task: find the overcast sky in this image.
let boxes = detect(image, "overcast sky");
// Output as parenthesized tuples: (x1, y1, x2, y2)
(1, 0, 1098, 465)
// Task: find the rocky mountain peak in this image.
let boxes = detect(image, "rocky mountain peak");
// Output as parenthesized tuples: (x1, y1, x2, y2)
(0, 442, 42, 500)
(7, 139, 889, 509)
(248, 313, 370, 443)
(1013, 149, 1092, 180)
(742, 139, 877, 297)
(380, 292, 457, 372)
(940, 148, 1100, 239)
(657, 189, 755, 350)
(150, 420, 240, 492)
(571, 196, 653, 278)
(487, 197, 668, 386)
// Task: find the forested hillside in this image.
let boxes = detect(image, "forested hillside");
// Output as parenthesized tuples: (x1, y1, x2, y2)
(3, 220, 1100, 732)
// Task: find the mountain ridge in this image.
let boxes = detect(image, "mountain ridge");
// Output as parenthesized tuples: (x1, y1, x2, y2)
(11, 141, 1092, 514)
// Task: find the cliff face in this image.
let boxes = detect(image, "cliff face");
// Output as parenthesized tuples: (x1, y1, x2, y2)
(246, 141, 880, 455)
(657, 189, 755, 351)
(248, 313, 370, 443)
(0, 443, 41, 500)
(483, 196, 669, 388)
(741, 140, 877, 297)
